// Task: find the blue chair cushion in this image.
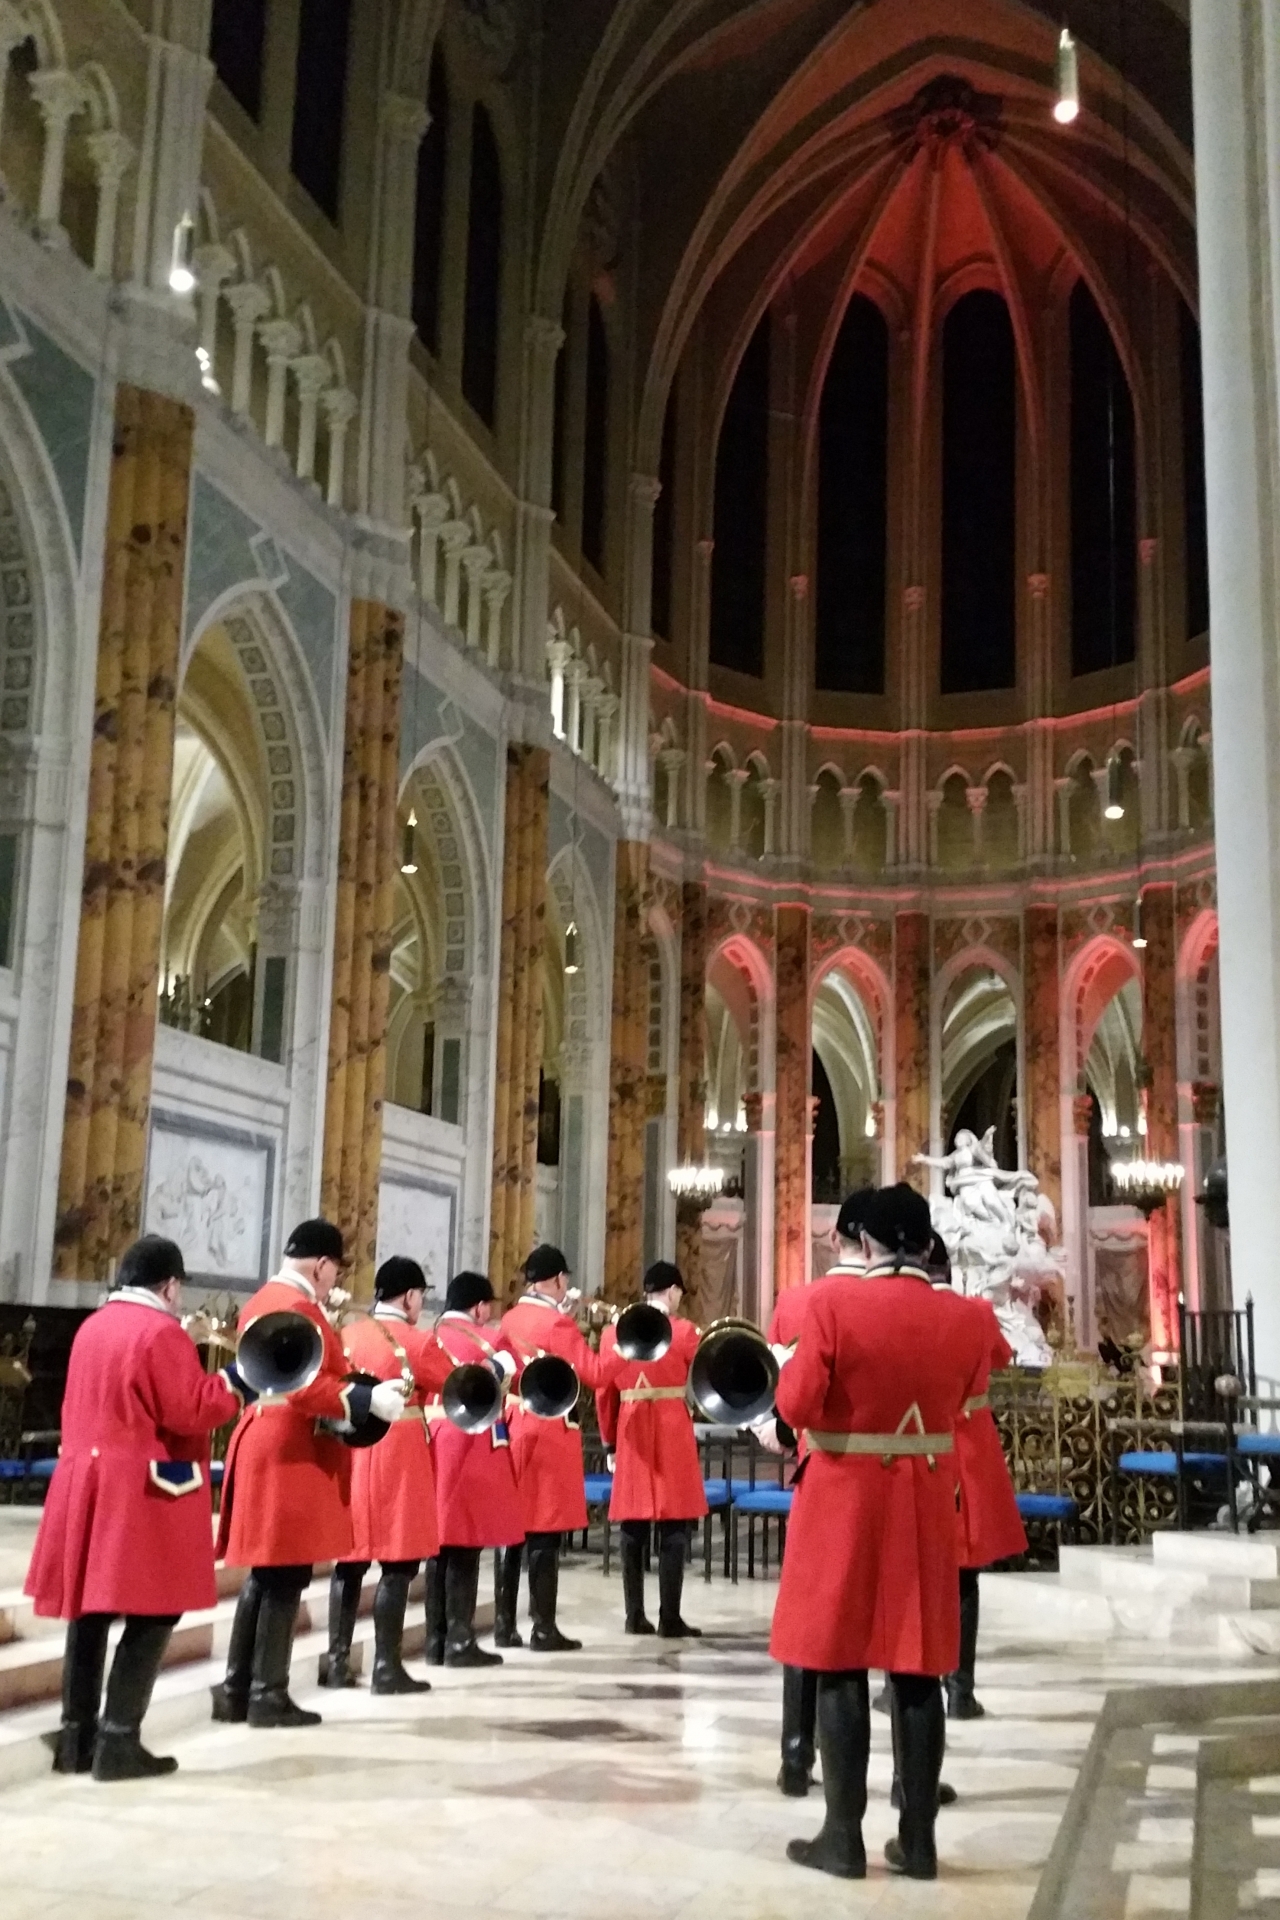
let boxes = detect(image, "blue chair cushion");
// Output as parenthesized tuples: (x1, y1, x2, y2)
(729, 1477, 778, 1497)
(1119, 1450, 1227, 1474)
(734, 1488, 794, 1516)
(702, 1478, 731, 1508)
(1016, 1492, 1077, 1522)
(1236, 1433, 1280, 1457)
(583, 1473, 614, 1504)
(0, 1457, 55, 1482)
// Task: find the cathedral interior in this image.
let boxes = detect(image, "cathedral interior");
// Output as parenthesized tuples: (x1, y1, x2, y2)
(3, 2, 1280, 1913)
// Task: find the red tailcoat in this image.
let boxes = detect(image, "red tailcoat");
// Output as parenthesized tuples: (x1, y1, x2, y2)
(26, 1294, 239, 1619)
(500, 1295, 617, 1534)
(342, 1311, 453, 1565)
(427, 1313, 524, 1549)
(770, 1267, 987, 1676)
(768, 1261, 865, 1346)
(596, 1316, 707, 1523)
(954, 1297, 1026, 1569)
(217, 1277, 356, 1569)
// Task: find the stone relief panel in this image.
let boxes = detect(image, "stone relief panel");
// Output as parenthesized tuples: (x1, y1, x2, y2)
(144, 1113, 274, 1288)
(376, 1176, 457, 1299)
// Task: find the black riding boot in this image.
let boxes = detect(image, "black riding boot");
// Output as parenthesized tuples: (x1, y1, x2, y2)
(321, 1562, 366, 1688)
(493, 1545, 524, 1648)
(247, 1581, 320, 1728)
(528, 1532, 580, 1651)
(946, 1568, 984, 1719)
(51, 1613, 112, 1772)
(657, 1521, 700, 1637)
(620, 1523, 654, 1634)
(885, 1674, 946, 1879)
(778, 1665, 818, 1796)
(890, 1678, 957, 1811)
(371, 1563, 429, 1694)
(444, 1547, 502, 1667)
(92, 1616, 179, 1780)
(425, 1554, 446, 1665)
(211, 1573, 261, 1722)
(786, 1670, 869, 1878)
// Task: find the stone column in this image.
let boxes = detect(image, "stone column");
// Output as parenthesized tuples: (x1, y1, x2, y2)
(774, 904, 811, 1296)
(1024, 904, 1062, 1219)
(1190, 0, 1280, 1379)
(85, 129, 134, 279)
(893, 910, 931, 1184)
(675, 880, 709, 1296)
(488, 745, 550, 1295)
(289, 354, 331, 485)
(30, 68, 83, 244)
(603, 841, 650, 1303)
(54, 386, 194, 1280)
(226, 281, 269, 418)
(1140, 882, 1182, 1354)
(260, 319, 301, 452)
(320, 599, 405, 1298)
(322, 387, 357, 510)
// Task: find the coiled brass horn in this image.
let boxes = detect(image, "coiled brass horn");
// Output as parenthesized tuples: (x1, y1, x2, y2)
(441, 1360, 505, 1434)
(236, 1310, 325, 1397)
(688, 1316, 779, 1426)
(520, 1352, 580, 1420)
(614, 1300, 673, 1364)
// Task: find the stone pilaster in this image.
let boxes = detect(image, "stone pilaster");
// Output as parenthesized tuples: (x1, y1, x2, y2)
(893, 910, 931, 1184)
(1141, 882, 1181, 1352)
(1024, 904, 1062, 1218)
(774, 904, 811, 1295)
(675, 880, 708, 1299)
(54, 385, 194, 1279)
(603, 841, 650, 1302)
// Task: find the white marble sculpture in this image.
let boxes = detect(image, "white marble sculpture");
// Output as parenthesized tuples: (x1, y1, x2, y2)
(915, 1127, 1064, 1367)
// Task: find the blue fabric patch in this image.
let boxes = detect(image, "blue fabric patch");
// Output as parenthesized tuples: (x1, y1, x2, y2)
(149, 1460, 204, 1497)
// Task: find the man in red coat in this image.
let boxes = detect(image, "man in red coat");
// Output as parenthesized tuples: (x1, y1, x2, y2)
(213, 1220, 407, 1728)
(596, 1261, 707, 1637)
(323, 1256, 453, 1694)
(425, 1270, 520, 1667)
(771, 1184, 987, 1883)
(26, 1236, 247, 1780)
(494, 1244, 616, 1652)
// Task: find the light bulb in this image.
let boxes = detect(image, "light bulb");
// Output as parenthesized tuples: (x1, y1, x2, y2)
(169, 214, 196, 294)
(400, 808, 418, 875)
(1132, 896, 1147, 949)
(1055, 26, 1080, 124)
(1104, 752, 1125, 821)
(864, 1111, 877, 1139)
(564, 921, 580, 975)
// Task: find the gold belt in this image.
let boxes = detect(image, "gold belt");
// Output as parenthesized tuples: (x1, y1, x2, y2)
(620, 1386, 687, 1403)
(963, 1394, 990, 1415)
(806, 1429, 953, 1458)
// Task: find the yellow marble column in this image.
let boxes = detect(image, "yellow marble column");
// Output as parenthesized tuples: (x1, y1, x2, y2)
(54, 384, 194, 1280)
(894, 910, 931, 1186)
(487, 744, 549, 1293)
(604, 840, 650, 1303)
(320, 599, 404, 1298)
(774, 903, 812, 1296)
(675, 880, 709, 1302)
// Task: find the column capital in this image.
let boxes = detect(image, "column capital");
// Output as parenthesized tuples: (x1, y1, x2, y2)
(289, 352, 332, 399)
(380, 91, 430, 144)
(525, 312, 565, 360)
(225, 279, 271, 325)
(259, 317, 303, 364)
(629, 472, 662, 508)
(321, 384, 358, 429)
(483, 565, 512, 606)
(1027, 571, 1050, 600)
(28, 66, 84, 128)
(84, 127, 134, 187)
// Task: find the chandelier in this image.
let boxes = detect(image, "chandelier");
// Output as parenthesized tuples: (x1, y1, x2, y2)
(667, 1164, 725, 1212)
(1110, 1159, 1185, 1215)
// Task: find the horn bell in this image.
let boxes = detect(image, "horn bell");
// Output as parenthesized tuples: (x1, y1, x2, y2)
(442, 1361, 504, 1433)
(615, 1300, 673, 1364)
(520, 1352, 579, 1421)
(688, 1316, 779, 1427)
(236, 1310, 325, 1397)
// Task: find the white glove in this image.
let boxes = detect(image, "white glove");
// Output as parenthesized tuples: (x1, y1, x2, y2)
(749, 1411, 785, 1454)
(490, 1350, 517, 1381)
(606, 1452, 617, 1473)
(369, 1379, 408, 1424)
(771, 1343, 796, 1368)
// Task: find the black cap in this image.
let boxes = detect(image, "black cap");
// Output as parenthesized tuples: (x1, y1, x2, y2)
(859, 1184, 934, 1261)
(525, 1244, 570, 1286)
(375, 1256, 427, 1301)
(643, 1260, 685, 1295)
(114, 1235, 186, 1292)
(284, 1218, 345, 1263)
(835, 1187, 877, 1242)
(446, 1270, 495, 1313)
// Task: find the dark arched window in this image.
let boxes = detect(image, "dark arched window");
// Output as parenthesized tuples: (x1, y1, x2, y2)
(462, 104, 503, 426)
(411, 49, 449, 355)
(941, 290, 1017, 693)
(1179, 299, 1209, 642)
(290, 0, 352, 221)
(816, 295, 889, 694)
(710, 313, 770, 676)
(651, 391, 677, 641)
(210, 0, 266, 120)
(1070, 280, 1137, 674)
(582, 294, 610, 572)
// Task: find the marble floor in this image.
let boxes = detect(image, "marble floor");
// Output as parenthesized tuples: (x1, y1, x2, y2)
(2, 1553, 1276, 1920)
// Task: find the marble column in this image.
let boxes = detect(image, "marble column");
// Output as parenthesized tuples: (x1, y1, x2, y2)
(675, 880, 708, 1300)
(893, 911, 931, 1185)
(54, 385, 194, 1280)
(1141, 882, 1182, 1354)
(320, 599, 404, 1299)
(1024, 904, 1062, 1219)
(1191, 0, 1280, 1381)
(603, 840, 650, 1303)
(774, 904, 811, 1296)
(487, 744, 549, 1295)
